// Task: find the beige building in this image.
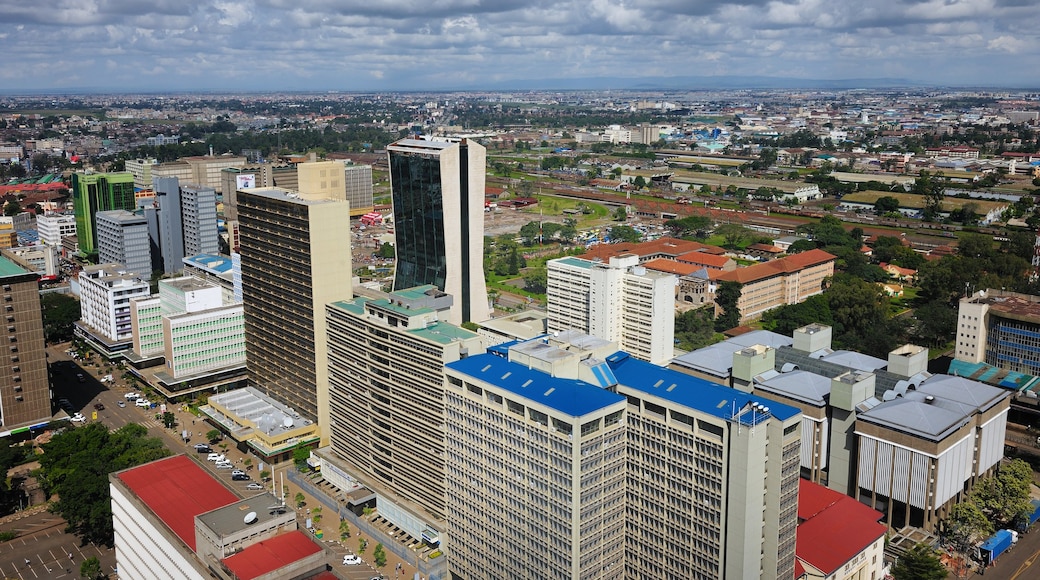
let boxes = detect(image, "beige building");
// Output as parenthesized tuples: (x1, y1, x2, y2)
(151, 155, 247, 193)
(324, 286, 483, 544)
(714, 248, 836, 322)
(445, 331, 802, 579)
(0, 254, 50, 435)
(237, 186, 351, 446)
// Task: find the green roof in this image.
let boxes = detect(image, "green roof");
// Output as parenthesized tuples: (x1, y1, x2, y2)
(0, 255, 28, 277)
(409, 323, 477, 345)
(555, 256, 592, 269)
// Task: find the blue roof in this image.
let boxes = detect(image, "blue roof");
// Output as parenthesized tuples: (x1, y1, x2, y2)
(183, 253, 233, 274)
(446, 353, 625, 417)
(605, 352, 801, 424)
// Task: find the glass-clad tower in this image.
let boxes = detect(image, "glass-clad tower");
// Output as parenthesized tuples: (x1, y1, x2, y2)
(386, 138, 489, 325)
(71, 172, 136, 256)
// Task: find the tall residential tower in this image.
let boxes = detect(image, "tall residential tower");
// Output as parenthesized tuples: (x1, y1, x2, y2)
(71, 172, 136, 256)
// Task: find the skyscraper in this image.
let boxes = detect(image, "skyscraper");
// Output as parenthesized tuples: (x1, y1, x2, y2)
(71, 172, 136, 256)
(95, 210, 151, 274)
(148, 178, 219, 275)
(237, 187, 351, 444)
(387, 138, 489, 325)
(0, 253, 50, 434)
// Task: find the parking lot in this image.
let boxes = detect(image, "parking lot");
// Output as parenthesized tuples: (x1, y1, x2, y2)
(0, 511, 115, 579)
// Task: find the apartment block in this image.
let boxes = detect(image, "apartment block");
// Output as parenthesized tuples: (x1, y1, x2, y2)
(0, 255, 50, 435)
(343, 163, 375, 217)
(325, 286, 483, 543)
(547, 254, 676, 365)
(124, 158, 158, 189)
(148, 178, 219, 275)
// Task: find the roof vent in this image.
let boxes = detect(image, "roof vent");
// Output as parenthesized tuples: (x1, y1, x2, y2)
(924, 395, 935, 404)
(244, 511, 258, 525)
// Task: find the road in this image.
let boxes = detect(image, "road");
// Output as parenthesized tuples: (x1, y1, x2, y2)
(0, 511, 115, 579)
(38, 344, 393, 580)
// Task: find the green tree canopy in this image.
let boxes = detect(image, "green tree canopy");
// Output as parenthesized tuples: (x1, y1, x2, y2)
(970, 458, 1034, 526)
(945, 501, 993, 554)
(664, 215, 712, 239)
(41, 293, 81, 343)
(607, 225, 643, 244)
(38, 423, 170, 546)
(891, 543, 948, 580)
(714, 281, 742, 332)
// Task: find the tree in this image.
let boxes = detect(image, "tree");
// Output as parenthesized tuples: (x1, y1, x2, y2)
(612, 205, 628, 221)
(762, 294, 833, 336)
(206, 429, 222, 443)
(339, 518, 351, 541)
(970, 458, 1034, 526)
(714, 281, 742, 331)
(664, 215, 712, 239)
(161, 412, 176, 429)
(891, 543, 948, 580)
(945, 501, 992, 554)
(38, 423, 170, 546)
(375, 242, 395, 258)
(714, 223, 752, 249)
(787, 239, 817, 254)
(373, 542, 387, 567)
(292, 444, 311, 471)
(910, 300, 957, 348)
(3, 200, 21, 216)
(521, 268, 547, 294)
(41, 293, 81, 343)
(873, 196, 901, 215)
(295, 492, 306, 508)
(606, 225, 642, 244)
(674, 308, 721, 350)
(79, 556, 103, 579)
(633, 175, 647, 190)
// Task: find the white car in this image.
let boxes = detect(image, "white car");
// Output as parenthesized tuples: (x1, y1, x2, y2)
(207, 453, 225, 462)
(135, 398, 151, 408)
(70, 413, 85, 423)
(342, 554, 362, 565)
(124, 392, 139, 400)
(215, 461, 233, 469)
(245, 482, 264, 491)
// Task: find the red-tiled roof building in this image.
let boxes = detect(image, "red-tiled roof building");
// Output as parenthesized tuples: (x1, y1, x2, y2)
(795, 479, 887, 580)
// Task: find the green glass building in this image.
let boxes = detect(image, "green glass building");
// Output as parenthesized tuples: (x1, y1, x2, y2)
(71, 172, 136, 256)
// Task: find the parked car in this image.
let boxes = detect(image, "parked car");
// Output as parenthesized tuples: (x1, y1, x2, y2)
(70, 413, 85, 422)
(93, 403, 105, 411)
(194, 444, 210, 453)
(342, 554, 362, 565)
(135, 398, 151, 408)
(232, 473, 250, 481)
(117, 400, 126, 408)
(245, 482, 264, 490)
(215, 461, 233, 469)
(231, 470, 246, 477)
(76, 373, 85, 383)
(124, 392, 139, 400)
(206, 453, 225, 462)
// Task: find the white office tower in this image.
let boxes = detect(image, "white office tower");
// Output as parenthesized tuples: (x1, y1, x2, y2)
(444, 331, 801, 579)
(547, 254, 676, 365)
(95, 210, 152, 275)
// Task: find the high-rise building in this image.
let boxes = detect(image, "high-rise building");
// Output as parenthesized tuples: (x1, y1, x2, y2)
(71, 172, 136, 256)
(148, 178, 219, 275)
(238, 187, 351, 444)
(343, 164, 374, 217)
(124, 158, 158, 190)
(443, 331, 802, 579)
(0, 254, 50, 435)
(324, 286, 483, 542)
(95, 210, 152, 275)
(387, 138, 489, 325)
(547, 254, 676, 365)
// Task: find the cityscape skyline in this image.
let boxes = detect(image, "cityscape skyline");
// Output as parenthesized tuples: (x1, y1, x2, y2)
(2, 1, 1039, 93)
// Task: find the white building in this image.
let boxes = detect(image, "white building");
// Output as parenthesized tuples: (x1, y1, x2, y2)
(77, 264, 150, 346)
(35, 214, 77, 246)
(547, 254, 676, 365)
(124, 158, 158, 190)
(96, 210, 152, 275)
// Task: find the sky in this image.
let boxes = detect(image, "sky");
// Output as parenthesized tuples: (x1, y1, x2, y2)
(2, 0, 1038, 93)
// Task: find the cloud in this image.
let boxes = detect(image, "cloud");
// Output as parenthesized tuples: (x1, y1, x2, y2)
(1, 0, 1038, 91)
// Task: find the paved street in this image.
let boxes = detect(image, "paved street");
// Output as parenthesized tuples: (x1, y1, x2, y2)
(0, 510, 115, 579)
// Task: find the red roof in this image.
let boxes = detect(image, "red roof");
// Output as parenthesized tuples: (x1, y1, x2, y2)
(580, 237, 724, 262)
(796, 479, 886, 576)
(642, 258, 702, 276)
(117, 455, 239, 551)
(222, 531, 321, 580)
(715, 249, 835, 284)
(676, 250, 732, 269)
